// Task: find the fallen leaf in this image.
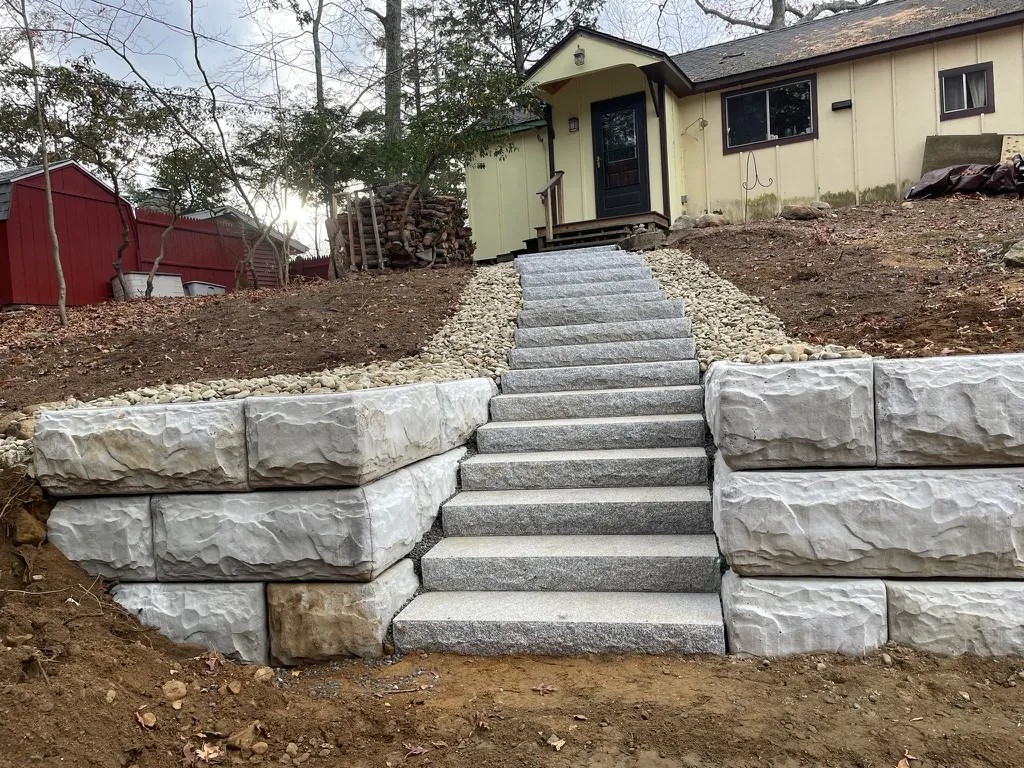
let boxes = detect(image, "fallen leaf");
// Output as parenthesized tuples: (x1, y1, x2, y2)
(195, 743, 221, 762)
(574, 714, 588, 721)
(532, 684, 557, 695)
(404, 743, 430, 757)
(546, 734, 566, 751)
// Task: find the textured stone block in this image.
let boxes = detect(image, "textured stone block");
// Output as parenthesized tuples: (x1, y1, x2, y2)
(34, 402, 247, 496)
(47, 496, 154, 580)
(722, 572, 887, 657)
(246, 381, 489, 488)
(705, 360, 875, 469)
(875, 354, 1024, 466)
(887, 581, 1024, 656)
(267, 560, 419, 664)
(714, 457, 1024, 578)
(112, 583, 268, 664)
(154, 448, 465, 581)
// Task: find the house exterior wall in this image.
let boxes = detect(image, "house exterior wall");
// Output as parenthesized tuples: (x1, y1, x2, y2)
(677, 24, 1024, 221)
(466, 128, 550, 262)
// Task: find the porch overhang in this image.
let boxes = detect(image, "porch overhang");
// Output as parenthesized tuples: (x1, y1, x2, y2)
(526, 26, 694, 98)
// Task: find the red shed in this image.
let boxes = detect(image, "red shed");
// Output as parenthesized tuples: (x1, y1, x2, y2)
(0, 161, 138, 306)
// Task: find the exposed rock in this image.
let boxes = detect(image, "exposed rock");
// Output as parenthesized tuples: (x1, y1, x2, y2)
(810, 201, 832, 210)
(34, 402, 248, 496)
(715, 457, 1024, 578)
(723, 572, 887, 656)
(669, 214, 695, 231)
(434, 379, 497, 448)
(617, 231, 666, 252)
(887, 581, 1024, 656)
(112, 582, 269, 664)
(153, 448, 464, 581)
(13, 508, 46, 546)
(695, 213, 730, 228)
(267, 560, 419, 663)
(1005, 241, 1024, 267)
(705, 359, 876, 469)
(780, 205, 825, 221)
(47, 496, 155, 580)
(875, 354, 1024, 466)
(5, 417, 34, 441)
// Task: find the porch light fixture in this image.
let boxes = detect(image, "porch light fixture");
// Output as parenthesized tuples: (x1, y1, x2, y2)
(574, 45, 585, 66)
(568, 116, 580, 133)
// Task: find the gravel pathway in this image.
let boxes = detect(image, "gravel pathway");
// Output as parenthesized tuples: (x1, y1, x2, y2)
(643, 248, 867, 371)
(0, 264, 521, 469)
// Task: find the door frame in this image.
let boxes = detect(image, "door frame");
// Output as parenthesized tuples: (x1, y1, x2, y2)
(591, 91, 651, 220)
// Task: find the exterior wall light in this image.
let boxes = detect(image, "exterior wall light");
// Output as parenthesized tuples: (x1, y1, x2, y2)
(574, 46, 585, 66)
(568, 117, 580, 133)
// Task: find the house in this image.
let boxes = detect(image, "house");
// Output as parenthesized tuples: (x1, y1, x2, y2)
(0, 162, 308, 307)
(466, 0, 1024, 259)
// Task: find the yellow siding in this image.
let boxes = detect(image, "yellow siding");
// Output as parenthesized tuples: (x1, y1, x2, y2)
(677, 24, 1024, 220)
(465, 128, 549, 261)
(529, 32, 661, 86)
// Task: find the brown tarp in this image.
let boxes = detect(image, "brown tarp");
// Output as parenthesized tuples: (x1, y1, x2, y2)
(905, 154, 1024, 199)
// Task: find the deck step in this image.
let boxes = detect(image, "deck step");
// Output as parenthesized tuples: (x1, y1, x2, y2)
(518, 265, 652, 288)
(517, 301, 686, 329)
(490, 385, 704, 420)
(476, 414, 705, 453)
(522, 292, 666, 311)
(502, 360, 699, 393)
(393, 591, 726, 655)
(420, 535, 721, 592)
(460, 447, 708, 490)
(522, 279, 662, 301)
(515, 317, 691, 348)
(508, 337, 694, 370)
(442, 486, 712, 536)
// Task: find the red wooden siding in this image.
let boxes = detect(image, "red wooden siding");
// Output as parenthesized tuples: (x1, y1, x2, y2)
(291, 255, 331, 280)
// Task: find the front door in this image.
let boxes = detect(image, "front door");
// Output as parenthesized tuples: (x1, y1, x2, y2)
(592, 92, 650, 219)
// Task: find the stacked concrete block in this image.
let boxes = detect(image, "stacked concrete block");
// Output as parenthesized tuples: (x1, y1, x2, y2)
(709, 354, 1024, 657)
(39, 380, 495, 664)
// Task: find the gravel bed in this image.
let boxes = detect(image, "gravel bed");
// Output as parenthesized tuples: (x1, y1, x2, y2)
(0, 264, 521, 470)
(643, 248, 868, 371)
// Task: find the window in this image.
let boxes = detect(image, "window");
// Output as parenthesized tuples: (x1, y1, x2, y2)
(939, 62, 995, 120)
(722, 76, 817, 153)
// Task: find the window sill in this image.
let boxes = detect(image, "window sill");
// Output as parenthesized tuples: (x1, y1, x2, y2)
(940, 105, 995, 121)
(723, 130, 817, 155)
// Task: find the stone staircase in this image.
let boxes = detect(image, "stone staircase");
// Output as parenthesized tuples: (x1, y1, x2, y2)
(393, 246, 725, 655)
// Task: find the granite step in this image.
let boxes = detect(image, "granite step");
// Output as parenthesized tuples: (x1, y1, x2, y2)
(393, 591, 726, 655)
(508, 337, 694, 370)
(490, 386, 704, 421)
(522, 292, 666, 311)
(476, 414, 705, 453)
(521, 279, 662, 301)
(460, 447, 708, 490)
(420, 535, 722, 592)
(442, 486, 713, 536)
(501, 360, 700, 393)
(516, 301, 686, 329)
(518, 265, 652, 288)
(515, 317, 691, 348)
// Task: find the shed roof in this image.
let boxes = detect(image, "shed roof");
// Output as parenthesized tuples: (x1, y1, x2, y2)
(0, 161, 80, 221)
(672, 0, 1024, 88)
(188, 205, 310, 253)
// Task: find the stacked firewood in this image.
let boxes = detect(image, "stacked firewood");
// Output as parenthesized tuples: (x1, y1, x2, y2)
(337, 182, 476, 269)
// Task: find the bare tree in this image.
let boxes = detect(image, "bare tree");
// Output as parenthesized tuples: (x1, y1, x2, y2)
(694, 0, 879, 32)
(6, 0, 67, 325)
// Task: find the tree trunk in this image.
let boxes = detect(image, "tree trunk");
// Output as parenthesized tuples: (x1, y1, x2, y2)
(108, 167, 131, 301)
(768, 0, 788, 29)
(20, 0, 67, 325)
(147, 209, 179, 299)
(383, 0, 403, 143)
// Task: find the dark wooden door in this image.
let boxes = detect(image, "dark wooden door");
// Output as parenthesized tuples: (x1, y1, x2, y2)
(592, 92, 650, 219)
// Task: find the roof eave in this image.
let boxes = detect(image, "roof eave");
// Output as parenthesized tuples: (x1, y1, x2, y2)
(691, 8, 1024, 92)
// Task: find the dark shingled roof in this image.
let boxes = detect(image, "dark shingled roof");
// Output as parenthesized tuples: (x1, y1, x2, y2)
(0, 164, 49, 221)
(672, 0, 1024, 86)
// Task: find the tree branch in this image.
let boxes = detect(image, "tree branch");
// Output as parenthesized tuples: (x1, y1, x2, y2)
(693, 0, 771, 31)
(799, 0, 879, 23)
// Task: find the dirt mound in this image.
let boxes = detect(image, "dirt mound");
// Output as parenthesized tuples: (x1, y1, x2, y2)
(674, 197, 1024, 358)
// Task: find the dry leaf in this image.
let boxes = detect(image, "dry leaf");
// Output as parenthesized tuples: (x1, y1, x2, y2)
(195, 743, 221, 762)
(404, 743, 430, 757)
(475, 712, 490, 731)
(574, 714, 588, 721)
(532, 684, 557, 695)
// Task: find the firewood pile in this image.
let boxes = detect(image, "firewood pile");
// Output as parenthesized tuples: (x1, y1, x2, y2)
(336, 182, 476, 269)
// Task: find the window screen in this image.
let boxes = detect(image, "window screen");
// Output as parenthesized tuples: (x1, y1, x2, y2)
(725, 79, 814, 150)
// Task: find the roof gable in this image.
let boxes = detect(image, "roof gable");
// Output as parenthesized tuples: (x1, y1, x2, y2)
(672, 0, 1024, 89)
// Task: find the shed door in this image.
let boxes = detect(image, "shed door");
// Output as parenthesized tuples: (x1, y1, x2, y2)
(592, 92, 650, 219)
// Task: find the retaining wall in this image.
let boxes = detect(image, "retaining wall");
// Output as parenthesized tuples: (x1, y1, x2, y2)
(707, 354, 1024, 657)
(38, 379, 496, 664)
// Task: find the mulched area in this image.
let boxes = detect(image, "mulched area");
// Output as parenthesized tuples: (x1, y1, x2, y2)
(675, 196, 1024, 358)
(0, 267, 473, 412)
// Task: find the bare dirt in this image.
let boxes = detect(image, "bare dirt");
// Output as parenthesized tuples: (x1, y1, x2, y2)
(3, 468, 1023, 768)
(674, 196, 1024, 358)
(0, 267, 473, 412)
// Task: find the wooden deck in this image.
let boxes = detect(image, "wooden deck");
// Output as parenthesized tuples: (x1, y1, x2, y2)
(534, 211, 670, 251)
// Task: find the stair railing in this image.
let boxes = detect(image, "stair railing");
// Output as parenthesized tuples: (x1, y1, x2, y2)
(536, 171, 565, 242)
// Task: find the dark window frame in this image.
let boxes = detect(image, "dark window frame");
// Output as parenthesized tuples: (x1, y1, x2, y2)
(938, 61, 995, 121)
(720, 73, 819, 155)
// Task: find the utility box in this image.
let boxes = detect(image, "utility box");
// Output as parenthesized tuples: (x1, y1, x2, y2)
(184, 281, 227, 297)
(111, 272, 185, 301)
